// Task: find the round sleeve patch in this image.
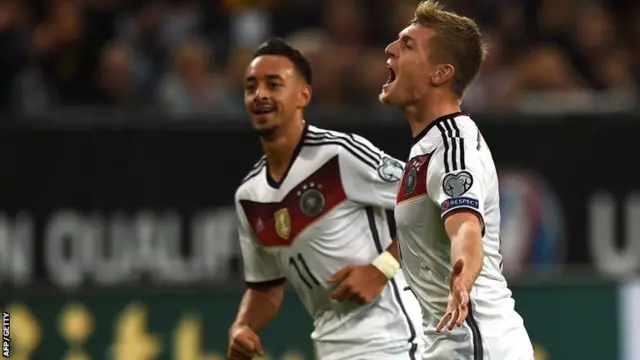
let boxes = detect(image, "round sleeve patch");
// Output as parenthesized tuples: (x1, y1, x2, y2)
(442, 170, 473, 197)
(377, 156, 404, 182)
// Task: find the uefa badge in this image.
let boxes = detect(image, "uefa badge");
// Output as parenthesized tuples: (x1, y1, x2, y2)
(377, 156, 404, 182)
(298, 183, 325, 217)
(404, 167, 418, 196)
(442, 170, 473, 197)
(274, 208, 291, 239)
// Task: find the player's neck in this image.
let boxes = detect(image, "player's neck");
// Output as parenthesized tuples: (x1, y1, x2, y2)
(261, 119, 306, 180)
(404, 94, 461, 138)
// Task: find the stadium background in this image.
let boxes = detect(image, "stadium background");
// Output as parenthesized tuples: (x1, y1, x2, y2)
(0, 0, 639, 359)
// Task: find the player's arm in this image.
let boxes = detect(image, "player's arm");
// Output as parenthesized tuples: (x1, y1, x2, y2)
(444, 210, 484, 288)
(427, 140, 486, 290)
(327, 137, 404, 303)
(234, 279, 285, 333)
(231, 205, 286, 333)
(384, 239, 400, 262)
(337, 133, 405, 210)
(337, 134, 405, 269)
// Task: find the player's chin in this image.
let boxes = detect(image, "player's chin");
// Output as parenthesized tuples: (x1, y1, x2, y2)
(250, 112, 277, 126)
(251, 113, 280, 138)
(378, 84, 398, 105)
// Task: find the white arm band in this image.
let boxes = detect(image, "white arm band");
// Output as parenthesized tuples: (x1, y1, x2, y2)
(371, 251, 400, 280)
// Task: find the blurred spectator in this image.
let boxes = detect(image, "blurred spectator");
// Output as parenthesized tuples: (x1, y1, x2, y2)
(354, 50, 388, 103)
(160, 0, 203, 51)
(0, 0, 638, 116)
(39, 0, 93, 105)
(93, 41, 139, 107)
(117, 2, 167, 100)
(0, 1, 30, 113)
(463, 30, 513, 112)
(285, 28, 347, 107)
(157, 38, 236, 116)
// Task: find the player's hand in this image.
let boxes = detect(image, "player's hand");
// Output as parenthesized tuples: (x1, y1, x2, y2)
(227, 323, 265, 360)
(328, 264, 388, 304)
(437, 258, 472, 332)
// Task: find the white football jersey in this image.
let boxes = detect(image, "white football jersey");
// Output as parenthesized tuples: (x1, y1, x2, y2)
(236, 124, 423, 360)
(395, 113, 533, 360)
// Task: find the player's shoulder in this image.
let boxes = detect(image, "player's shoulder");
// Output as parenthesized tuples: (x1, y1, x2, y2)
(305, 125, 381, 152)
(235, 155, 267, 201)
(304, 124, 383, 168)
(412, 112, 479, 153)
(448, 113, 479, 139)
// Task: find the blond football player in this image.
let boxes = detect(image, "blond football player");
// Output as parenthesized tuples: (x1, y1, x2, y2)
(379, 1, 534, 359)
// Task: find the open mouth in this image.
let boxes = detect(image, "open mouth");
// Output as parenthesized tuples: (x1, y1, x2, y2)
(252, 104, 276, 115)
(385, 64, 396, 86)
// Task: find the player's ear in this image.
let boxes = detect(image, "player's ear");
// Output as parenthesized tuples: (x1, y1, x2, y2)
(430, 64, 455, 86)
(298, 84, 312, 108)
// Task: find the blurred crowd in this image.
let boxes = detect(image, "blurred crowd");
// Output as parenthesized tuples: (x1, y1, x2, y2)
(0, 0, 639, 118)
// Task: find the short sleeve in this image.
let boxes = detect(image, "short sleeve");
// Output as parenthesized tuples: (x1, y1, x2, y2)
(426, 138, 485, 225)
(235, 200, 284, 284)
(338, 134, 405, 209)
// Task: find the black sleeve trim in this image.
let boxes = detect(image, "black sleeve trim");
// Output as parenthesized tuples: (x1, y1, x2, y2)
(441, 208, 485, 237)
(246, 277, 286, 290)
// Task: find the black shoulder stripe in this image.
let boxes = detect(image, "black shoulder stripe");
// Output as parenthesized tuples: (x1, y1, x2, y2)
(242, 156, 266, 182)
(306, 125, 324, 135)
(438, 117, 467, 172)
(306, 131, 381, 164)
(306, 131, 382, 163)
(304, 134, 380, 167)
(443, 119, 458, 171)
(348, 133, 384, 161)
(303, 140, 377, 170)
(241, 161, 265, 184)
(450, 120, 465, 170)
(251, 155, 266, 170)
(241, 170, 262, 185)
(436, 122, 451, 173)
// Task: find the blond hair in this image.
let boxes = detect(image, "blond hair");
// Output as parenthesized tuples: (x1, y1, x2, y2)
(411, 0, 486, 97)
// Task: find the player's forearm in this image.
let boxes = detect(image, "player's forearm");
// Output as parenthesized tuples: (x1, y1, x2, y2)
(450, 223, 484, 287)
(385, 239, 400, 263)
(234, 283, 284, 333)
(371, 239, 401, 280)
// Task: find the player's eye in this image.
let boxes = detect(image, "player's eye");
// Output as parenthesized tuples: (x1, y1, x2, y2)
(268, 81, 281, 89)
(245, 84, 256, 92)
(403, 38, 412, 49)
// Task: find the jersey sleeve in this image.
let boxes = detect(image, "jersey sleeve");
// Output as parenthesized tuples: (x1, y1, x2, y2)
(338, 133, 405, 210)
(235, 198, 284, 284)
(426, 136, 485, 228)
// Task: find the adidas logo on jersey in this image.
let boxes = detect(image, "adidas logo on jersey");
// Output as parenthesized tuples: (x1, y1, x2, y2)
(255, 218, 265, 233)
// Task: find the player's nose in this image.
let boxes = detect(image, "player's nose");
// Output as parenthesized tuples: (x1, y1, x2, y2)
(253, 84, 269, 101)
(385, 41, 398, 58)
